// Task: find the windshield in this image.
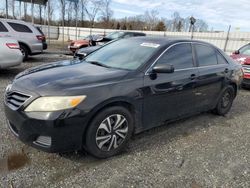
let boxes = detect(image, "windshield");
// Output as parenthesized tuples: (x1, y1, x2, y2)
(105, 32, 125, 40)
(83, 35, 91, 40)
(240, 45, 250, 56)
(85, 39, 160, 70)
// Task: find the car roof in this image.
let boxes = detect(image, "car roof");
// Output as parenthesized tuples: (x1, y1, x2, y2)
(126, 36, 217, 48)
(0, 18, 27, 24)
(124, 31, 145, 33)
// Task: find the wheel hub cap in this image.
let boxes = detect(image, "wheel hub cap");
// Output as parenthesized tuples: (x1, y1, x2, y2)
(222, 92, 230, 108)
(96, 114, 128, 152)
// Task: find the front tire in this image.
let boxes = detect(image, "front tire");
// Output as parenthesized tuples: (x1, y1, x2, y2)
(85, 106, 134, 158)
(213, 86, 235, 116)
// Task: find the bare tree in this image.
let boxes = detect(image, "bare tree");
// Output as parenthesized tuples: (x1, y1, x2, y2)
(194, 19, 208, 32)
(59, 0, 66, 26)
(85, 0, 104, 29)
(23, 2, 27, 20)
(144, 10, 159, 30)
(38, 4, 43, 24)
(100, 0, 113, 28)
(11, 0, 15, 18)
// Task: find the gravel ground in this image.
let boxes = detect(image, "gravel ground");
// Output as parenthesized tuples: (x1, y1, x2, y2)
(0, 53, 250, 188)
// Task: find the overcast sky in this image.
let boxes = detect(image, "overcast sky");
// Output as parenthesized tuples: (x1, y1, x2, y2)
(111, 0, 250, 31)
(0, 0, 249, 31)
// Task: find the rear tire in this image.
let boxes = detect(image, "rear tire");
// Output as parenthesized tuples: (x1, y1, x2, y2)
(213, 86, 235, 116)
(20, 44, 29, 61)
(85, 106, 134, 159)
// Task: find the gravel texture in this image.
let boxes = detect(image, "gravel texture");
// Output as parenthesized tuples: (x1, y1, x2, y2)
(0, 54, 250, 188)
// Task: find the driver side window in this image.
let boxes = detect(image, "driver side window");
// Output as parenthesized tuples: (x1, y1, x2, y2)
(156, 43, 194, 70)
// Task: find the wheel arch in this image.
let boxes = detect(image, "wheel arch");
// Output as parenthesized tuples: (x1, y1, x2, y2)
(81, 97, 140, 146)
(18, 42, 31, 55)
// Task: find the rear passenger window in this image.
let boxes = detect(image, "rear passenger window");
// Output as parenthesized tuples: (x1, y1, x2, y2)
(0, 22, 8, 32)
(156, 43, 194, 69)
(217, 53, 228, 64)
(8, 22, 32, 33)
(195, 44, 217, 66)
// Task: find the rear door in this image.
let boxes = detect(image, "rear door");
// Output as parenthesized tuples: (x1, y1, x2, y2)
(194, 43, 229, 110)
(143, 43, 199, 129)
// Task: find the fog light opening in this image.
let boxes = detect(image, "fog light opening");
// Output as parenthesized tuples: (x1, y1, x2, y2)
(34, 136, 52, 147)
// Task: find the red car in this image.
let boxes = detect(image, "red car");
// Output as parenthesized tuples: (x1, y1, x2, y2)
(231, 43, 250, 87)
(68, 35, 104, 54)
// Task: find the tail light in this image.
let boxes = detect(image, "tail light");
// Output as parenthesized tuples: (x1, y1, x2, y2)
(6, 43, 20, 49)
(36, 35, 45, 41)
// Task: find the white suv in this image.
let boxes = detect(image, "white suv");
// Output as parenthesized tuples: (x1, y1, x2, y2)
(0, 19, 47, 60)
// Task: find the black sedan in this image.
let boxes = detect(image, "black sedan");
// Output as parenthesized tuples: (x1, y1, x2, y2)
(4, 37, 242, 158)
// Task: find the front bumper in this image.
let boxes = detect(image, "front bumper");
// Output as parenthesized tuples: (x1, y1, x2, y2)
(68, 46, 79, 53)
(242, 78, 250, 87)
(4, 104, 89, 153)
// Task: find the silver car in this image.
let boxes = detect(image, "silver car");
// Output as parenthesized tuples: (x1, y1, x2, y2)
(0, 37, 22, 69)
(0, 19, 47, 61)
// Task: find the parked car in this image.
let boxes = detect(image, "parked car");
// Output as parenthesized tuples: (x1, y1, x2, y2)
(75, 31, 146, 57)
(0, 19, 47, 60)
(68, 34, 104, 54)
(98, 31, 146, 44)
(5, 37, 242, 158)
(0, 37, 22, 69)
(231, 43, 250, 87)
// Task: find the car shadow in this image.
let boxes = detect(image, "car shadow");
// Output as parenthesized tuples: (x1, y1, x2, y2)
(0, 67, 25, 78)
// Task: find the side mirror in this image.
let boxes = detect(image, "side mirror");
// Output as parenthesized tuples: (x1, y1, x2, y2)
(152, 64, 174, 74)
(74, 52, 87, 60)
(233, 50, 240, 55)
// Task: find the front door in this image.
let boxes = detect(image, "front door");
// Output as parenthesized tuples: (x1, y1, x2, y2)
(142, 43, 199, 129)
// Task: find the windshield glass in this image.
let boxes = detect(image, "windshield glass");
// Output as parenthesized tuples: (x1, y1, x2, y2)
(105, 32, 125, 40)
(83, 35, 91, 40)
(85, 39, 160, 70)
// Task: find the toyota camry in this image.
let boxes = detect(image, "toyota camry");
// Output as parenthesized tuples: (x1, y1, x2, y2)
(4, 37, 242, 158)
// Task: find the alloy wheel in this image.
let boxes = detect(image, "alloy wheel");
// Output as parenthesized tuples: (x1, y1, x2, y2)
(222, 91, 231, 108)
(95, 114, 128, 152)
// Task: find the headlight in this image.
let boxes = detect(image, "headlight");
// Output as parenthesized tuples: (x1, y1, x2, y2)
(25, 96, 86, 112)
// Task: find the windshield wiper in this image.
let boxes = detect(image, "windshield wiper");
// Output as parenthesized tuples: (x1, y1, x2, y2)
(87, 61, 111, 68)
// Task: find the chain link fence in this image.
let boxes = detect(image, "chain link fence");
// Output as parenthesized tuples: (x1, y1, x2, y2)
(40, 25, 250, 54)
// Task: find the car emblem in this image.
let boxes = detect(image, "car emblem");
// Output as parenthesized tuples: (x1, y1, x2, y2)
(6, 84, 12, 92)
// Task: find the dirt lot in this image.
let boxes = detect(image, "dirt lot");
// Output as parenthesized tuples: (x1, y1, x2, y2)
(0, 53, 250, 188)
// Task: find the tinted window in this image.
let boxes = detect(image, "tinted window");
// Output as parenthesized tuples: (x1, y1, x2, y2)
(8, 22, 32, 33)
(156, 43, 194, 69)
(239, 45, 250, 56)
(0, 22, 8, 32)
(217, 52, 228, 64)
(195, 44, 217, 66)
(105, 32, 124, 40)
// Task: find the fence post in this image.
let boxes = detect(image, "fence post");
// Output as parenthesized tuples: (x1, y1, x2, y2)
(224, 25, 231, 52)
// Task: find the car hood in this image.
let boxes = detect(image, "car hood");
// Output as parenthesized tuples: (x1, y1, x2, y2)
(231, 54, 250, 65)
(13, 59, 130, 95)
(71, 39, 89, 45)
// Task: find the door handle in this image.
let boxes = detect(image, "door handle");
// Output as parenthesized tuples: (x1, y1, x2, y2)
(189, 74, 197, 80)
(224, 68, 229, 73)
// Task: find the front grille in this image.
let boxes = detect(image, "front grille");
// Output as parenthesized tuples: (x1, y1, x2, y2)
(5, 91, 31, 110)
(242, 65, 250, 74)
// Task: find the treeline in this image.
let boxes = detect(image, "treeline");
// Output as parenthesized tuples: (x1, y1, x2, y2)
(0, 0, 208, 32)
